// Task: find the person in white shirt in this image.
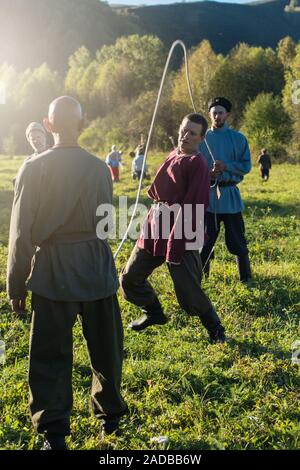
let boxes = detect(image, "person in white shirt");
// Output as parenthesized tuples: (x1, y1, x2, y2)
(132, 145, 149, 181)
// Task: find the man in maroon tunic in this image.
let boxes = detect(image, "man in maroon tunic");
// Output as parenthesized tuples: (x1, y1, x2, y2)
(120, 114, 225, 344)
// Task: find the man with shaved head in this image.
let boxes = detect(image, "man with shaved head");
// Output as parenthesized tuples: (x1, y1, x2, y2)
(7, 96, 127, 450)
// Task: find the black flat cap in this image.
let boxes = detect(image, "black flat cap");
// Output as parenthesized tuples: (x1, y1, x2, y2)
(208, 97, 232, 112)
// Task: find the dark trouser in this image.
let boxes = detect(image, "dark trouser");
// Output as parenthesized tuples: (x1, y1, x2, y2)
(119, 245, 221, 332)
(133, 171, 149, 181)
(29, 293, 127, 436)
(200, 212, 251, 280)
(261, 168, 270, 180)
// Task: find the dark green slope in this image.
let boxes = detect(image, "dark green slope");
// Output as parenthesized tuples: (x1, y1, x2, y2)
(122, 0, 300, 53)
(0, 0, 299, 73)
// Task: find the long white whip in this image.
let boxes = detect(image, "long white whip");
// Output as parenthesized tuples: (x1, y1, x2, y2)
(113, 39, 216, 260)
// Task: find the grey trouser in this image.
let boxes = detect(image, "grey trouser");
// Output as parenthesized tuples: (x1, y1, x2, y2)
(120, 245, 221, 331)
(29, 293, 127, 436)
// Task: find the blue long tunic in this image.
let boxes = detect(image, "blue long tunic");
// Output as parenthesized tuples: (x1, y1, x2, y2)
(199, 123, 252, 214)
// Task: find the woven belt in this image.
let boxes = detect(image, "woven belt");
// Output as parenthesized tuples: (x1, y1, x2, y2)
(41, 232, 98, 246)
(211, 181, 237, 187)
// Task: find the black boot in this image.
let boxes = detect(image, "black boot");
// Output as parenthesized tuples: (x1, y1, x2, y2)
(42, 434, 68, 450)
(236, 254, 252, 283)
(128, 313, 168, 331)
(101, 418, 121, 438)
(128, 297, 168, 331)
(198, 307, 226, 344)
(209, 324, 226, 344)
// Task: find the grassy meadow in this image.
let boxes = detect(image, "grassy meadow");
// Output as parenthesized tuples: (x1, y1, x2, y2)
(0, 152, 299, 450)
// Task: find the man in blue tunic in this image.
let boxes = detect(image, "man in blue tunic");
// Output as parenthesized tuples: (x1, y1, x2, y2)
(199, 97, 252, 282)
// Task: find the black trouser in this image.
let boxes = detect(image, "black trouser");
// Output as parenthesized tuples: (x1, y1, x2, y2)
(119, 245, 221, 332)
(201, 212, 249, 261)
(133, 171, 149, 181)
(29, 293, 127, 436)
(261, 168, 270, 180)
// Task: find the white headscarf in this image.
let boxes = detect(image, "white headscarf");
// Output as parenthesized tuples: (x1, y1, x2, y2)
(26, 122, 46, 140)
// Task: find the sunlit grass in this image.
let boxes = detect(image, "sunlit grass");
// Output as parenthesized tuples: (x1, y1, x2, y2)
(0, 154, 299, 450)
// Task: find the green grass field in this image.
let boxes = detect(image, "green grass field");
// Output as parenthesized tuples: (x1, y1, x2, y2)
(0, 153, 299, 450)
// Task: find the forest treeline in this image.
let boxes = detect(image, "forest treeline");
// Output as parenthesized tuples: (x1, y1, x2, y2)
(0, 35, 299, 160)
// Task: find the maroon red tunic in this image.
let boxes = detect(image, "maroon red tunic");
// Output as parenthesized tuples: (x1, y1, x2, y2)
(137, 149, 210, 264)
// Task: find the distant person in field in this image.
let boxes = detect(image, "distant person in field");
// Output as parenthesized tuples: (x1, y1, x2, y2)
(132, 145, 150, 181)
(257, 148, 271, 181)
(106, 145, 122, 182)
(7, 96, 127, 450)
(12, 122, 48, 187)
(199, 97, 252, 283)
(26, 122, 47, 158)
(120, 113, 226, 344)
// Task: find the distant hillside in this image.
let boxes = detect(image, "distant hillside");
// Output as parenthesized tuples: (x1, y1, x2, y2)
(120, 0, 300, 54)
(0, 0, 140, 72)
(0, 0, 300, 73)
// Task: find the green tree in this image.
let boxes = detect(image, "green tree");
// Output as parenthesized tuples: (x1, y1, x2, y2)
(65, 46, 94, 100)
(15, 63, 61, 113)
(65, 36, 165, 119)
(172, 40, 222, 117)
(277, 37, 296, 71)
(241, 93, 292, 160)
(79, 76, 176, 155)
(127, 79, 176, 150)
(97, 35, 165, 94)
(0, 63, 18, 152)
(3, 133, 17, 158)
(283, 43, 300, 156)
(1, 63, 61, 153)
(79, 118, 106, 155)
(209, 44, 285, 126)
(0, 63, 18, 101)
(92, 58, 137, 116)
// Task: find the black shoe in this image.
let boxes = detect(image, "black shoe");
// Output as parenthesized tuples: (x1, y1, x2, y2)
(236, 254, 252, 283)
(209, 325, 226, 344)
(128, 313, 168, 331)
(41, 435, 68, 450)
(101, 418, 120, 438)
(241, 277, 254, 286)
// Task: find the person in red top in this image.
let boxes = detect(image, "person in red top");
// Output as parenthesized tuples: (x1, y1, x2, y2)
(120, 113, 225, 344)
